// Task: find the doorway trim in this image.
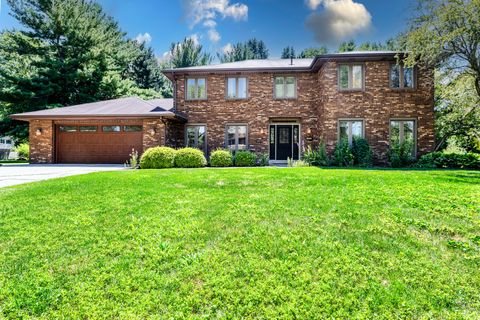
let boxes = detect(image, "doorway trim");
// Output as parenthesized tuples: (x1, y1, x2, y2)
(268, 120, 301, 164)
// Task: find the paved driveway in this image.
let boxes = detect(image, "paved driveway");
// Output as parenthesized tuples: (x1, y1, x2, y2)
(0, 164, 125, 188)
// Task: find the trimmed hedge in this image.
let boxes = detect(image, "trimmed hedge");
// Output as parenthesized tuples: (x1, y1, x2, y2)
(174, 148, 207, 168)
(210, 149, 233, 167)
(417, 152, 480, 169)
(140, 147, 176, 169)
(234, 151, 257, 167)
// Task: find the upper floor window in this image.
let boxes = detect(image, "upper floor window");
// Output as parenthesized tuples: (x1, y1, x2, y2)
(339, 120, 364, 145)
(274, 76, 296, 99)
(390, 65, 414, 89)
(186, 125, 206, 151)
(227, 77, 247, 99)
(338, 64, 364, 90)
(186, 78, 207, 100)
(226, 125, 247, 152)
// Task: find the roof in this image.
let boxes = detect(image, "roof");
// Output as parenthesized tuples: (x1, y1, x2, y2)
(10, 97, 182, 121)
(163, 51, 401, 79)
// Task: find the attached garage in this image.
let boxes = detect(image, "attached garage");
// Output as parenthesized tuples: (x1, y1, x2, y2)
(11, 97, 186, 164)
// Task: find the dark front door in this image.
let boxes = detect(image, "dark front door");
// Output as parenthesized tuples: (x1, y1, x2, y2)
(276, 125, 293, 160)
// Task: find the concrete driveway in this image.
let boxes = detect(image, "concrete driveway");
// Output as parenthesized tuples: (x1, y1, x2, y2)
(0, 164, 125, 188)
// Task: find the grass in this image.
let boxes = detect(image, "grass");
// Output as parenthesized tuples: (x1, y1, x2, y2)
(0, 160, 28, 164)
(0, 168, 479, 319)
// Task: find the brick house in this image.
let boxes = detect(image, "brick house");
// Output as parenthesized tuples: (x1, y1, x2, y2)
(12, 51, 435, 164)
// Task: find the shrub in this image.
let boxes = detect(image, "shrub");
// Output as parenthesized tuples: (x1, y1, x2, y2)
(333, 139, 354, 167)
(140, 147, 176, 169)
(257, 153, 270, 166)
(234, 151, 257, 167)
(125, 149, 140, 169)
(210, 149, 233, 167)
(303, 142, 329, 166)
(417, 152, 480, 169)
(388, 141, 415, 168)
(287, 158, 310, 167)
(351, 137, 373, 167)
(174, 147, 207, 168)
(14, 143, 29, 160)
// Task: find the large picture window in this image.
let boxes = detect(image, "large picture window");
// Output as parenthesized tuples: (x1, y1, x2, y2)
(274, 76, 296, 99)
(390, 120, 416, 156)
(338, 64, 364, 90)
(339, 120, 364, 145)
(390, 65, 414, 89)
(186, 125, 206, 151)
(186, 78, 207, 100)
(227, 77, 247, 99)
(226, 125, 247, 152)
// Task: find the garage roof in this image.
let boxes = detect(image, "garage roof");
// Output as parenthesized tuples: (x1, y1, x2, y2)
(11, 97, 181, 120)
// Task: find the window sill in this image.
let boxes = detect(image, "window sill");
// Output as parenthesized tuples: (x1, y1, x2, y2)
(273, 97, 298, 100)
(389, 87, 417, 92)
(185, 98, 208, 102)
(337, 89, 364, 93)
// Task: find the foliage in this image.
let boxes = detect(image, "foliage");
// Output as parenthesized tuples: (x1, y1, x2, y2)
(217, 38, 269, 63)
(140, 147, 176, 169)
(337, 39, 399, 53)
(0, 168, 479, 318)
(209, 149, 233, 167)
(14, 143, 29, 160)
(417, 152, 480, 169)
(333, 139, 354, 167)
(234, 150, 257, 167)
(281, 46, 295, 59)
(257, 153, 270, 166)
(338, 40, 357, 52)
(287, 158, 310, 167)
(351, 137, 373, 167)
(174, 147, 207, 168)
(125, 149, 139, 169)
(297, 47, 328, 58)
(168, 37, 212, 68)
(303, 142, 329, 166)
(388, 141, 415, 168)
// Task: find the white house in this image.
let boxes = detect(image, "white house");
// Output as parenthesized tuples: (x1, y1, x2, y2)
(0, 136, 15, 160)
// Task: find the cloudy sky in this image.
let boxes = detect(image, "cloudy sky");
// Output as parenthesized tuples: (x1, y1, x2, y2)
(0, 0, 415, 58)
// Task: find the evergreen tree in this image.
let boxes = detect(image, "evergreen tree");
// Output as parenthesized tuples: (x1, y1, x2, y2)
(217, 38, 269, 62)
(338, 40, 356, 52)
(297, 47, 328, 58)
(281, 46, 296, 59)
(168, 38, 212, 68)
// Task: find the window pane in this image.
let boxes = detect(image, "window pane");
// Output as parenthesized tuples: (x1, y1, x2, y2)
(197, 126, 206, 149)
(403, 68, 414, 88)
(124, 125, 142, 132)
(197, 79, 206, 99)
(186, 127, 196, 147)
(6, 140, 11, 144)
(0, 139, 5, 143)
(352, 65, 362, 89)
(80, 126, 97, 132)
(279, 127, 289, 144)
(390, 121, 400, 145)
(187, 78, 196, 99)
(339, 66, 349, 89)
(275, 77, 284, 98)
(238, 78, 247, 98)
(227, 126, 236, 150)
(390, 65, 400, 88)
(404, 121, 415, 155)
(60, 126, 77, 132)
(339, 121, 349, 141)
(237, 126, 247, 150)
(351, 121, 363, 138)
(103, 126, 120, 132)
(227, 78, 236, 98)
(285, 77, 296, 98)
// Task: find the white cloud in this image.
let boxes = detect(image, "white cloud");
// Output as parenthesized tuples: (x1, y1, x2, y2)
(203, 19, 217, 27)
(157, 51, 172, 64)
(221, 43, 234, 54)
(305, 0, 322, 10)
(207, 29, 221, 43)
(305, 0, 372, 45)
(183, 0, 249, 28)
(135, 32, 152, 44)
(188, 33, 200, 45)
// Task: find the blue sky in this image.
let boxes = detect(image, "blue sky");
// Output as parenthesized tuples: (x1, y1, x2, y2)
(0, 0, 415, 59)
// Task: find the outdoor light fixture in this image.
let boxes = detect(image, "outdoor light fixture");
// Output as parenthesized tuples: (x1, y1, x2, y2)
(149, 128, 156, 134)
(36, 128, 42, 135)
(307, 128, 312, 134)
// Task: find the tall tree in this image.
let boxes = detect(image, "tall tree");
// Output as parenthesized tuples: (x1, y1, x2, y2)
(338, 40, 357, 52)
(297, 47, 328, 58)
(281, 46, 295, 59)
(168, 38, 212, 68)
(217, 38, 269, 62)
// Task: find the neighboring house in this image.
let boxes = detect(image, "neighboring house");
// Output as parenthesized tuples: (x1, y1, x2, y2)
(11, 51, 435, 164)
(0, 136, 14, 160)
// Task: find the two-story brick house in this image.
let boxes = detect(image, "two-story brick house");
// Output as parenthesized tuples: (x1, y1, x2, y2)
(12, 51, 435, 164)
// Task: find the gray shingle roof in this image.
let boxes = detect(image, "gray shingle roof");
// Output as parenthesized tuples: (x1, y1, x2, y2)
(167, 59, 315, 72)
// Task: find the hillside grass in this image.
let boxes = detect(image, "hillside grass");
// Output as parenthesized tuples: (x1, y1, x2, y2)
(0, 168, 479, 319)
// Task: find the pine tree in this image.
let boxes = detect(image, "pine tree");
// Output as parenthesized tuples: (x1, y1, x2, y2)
(281, 46, 296, 59)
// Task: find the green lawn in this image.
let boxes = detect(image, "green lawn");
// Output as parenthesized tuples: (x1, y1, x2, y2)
(0, 168, 479, 319)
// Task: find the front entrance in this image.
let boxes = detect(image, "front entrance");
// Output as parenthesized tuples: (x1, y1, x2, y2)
(269, 124, 300, 161)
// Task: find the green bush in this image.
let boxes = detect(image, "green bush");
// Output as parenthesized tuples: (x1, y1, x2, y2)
(210, 149, 233, 167)
(14, 143, 29, 160)
(417, 152, 480, 169)
(140, 147, 176, 169)
(287, 159, 310, 167)
(257, 153, 270, 166)
(333, 139, 354, 167)
(234, 151, 257, 167)
(388, 141, 415, 168)
(303, 142, 329, 166)
(352, 137, 373, 167)
(174, 147, 207, 168)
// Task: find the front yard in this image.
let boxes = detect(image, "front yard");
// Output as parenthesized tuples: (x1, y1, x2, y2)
(0, 168, 479, 318)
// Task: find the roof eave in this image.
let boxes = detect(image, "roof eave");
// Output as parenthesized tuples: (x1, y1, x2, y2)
(10, 112, 179, 121)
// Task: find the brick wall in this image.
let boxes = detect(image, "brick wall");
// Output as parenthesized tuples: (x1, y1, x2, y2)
(29, 119, 54, 163)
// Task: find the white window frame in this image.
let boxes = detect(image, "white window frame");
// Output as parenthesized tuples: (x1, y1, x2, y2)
(225, 124, 248, 152)
(338, 119, 365, 145)
(390, 64, 416, 89)
(274, 76, 297, 99)
(226, 77, 248, 100)
(185, 125, 207, 152)
(186, 78, 207, 100)
(338, 64, 364, 91)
